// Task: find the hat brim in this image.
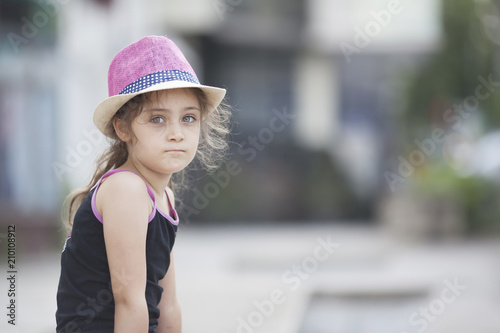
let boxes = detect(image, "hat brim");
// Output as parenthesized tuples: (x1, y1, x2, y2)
(93, 81, 226, 137)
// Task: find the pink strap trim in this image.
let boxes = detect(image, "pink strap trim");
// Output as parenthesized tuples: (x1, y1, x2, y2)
(91, 169, 156, 224)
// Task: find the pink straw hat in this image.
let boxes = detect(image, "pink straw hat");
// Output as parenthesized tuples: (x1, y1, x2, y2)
(93, 35, 226, 137)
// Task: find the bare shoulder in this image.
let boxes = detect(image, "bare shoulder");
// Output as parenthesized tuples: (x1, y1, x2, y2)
(166, 187, 176, 209)
(96, 171, 152, 218)
(99, 171, 149, 197)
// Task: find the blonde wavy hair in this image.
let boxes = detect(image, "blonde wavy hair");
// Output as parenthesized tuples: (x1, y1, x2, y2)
(63, 88, 231, 230)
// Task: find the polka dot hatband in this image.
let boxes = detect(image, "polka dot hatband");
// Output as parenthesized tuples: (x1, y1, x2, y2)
(119, 70, 200, 95)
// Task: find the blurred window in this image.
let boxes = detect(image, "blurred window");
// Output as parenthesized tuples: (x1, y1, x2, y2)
(203, 40, 293, 136)
(0, 0, 57, 51)
(0, 0, 32, 24)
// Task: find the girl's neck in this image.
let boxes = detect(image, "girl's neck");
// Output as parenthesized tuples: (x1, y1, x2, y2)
(118, 161, 172, 195)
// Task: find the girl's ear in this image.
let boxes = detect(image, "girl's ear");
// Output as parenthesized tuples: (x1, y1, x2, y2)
(113, 118, 131, 142)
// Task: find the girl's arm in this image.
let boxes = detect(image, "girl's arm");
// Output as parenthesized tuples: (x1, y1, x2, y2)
(99, 173, 152, 333)
(157, 252, 182, 333)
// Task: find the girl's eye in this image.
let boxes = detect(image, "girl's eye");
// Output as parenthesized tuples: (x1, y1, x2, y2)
(183, 115, 197, 123)
(151, 116, 164, 124)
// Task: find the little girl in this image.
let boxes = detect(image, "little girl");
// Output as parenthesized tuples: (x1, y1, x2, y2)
(56, 36, 230, 333)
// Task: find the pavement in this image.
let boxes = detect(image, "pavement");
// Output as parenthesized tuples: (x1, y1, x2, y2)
(1, 223, 499, 333)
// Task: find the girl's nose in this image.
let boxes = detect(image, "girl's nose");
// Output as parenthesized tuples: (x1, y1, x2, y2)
(166, 122, 184, 142)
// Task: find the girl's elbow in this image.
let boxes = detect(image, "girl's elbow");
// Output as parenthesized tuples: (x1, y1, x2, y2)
(113, 291, 147, 309)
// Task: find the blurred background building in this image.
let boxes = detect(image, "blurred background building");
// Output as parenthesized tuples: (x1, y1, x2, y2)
(1, 0, 500, 332)
(0, 0, 444, 225)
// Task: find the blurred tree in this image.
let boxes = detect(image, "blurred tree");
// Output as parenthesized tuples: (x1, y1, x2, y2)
(397, 0, 500, 234)
(402, 0, 500, 136)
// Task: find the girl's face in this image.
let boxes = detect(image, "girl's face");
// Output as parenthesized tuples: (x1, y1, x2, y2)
(125, 88, 202, 176)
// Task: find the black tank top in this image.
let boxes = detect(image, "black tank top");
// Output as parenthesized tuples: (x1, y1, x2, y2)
(56, 169, 179, 333)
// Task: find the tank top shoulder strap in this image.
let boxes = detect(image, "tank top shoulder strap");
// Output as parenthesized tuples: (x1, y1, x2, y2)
(90, 169, 157, 223)
(164, 188, 179, 224)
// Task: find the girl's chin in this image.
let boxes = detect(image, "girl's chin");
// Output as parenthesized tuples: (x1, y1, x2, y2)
(158, 163, 191, 175)
(141, 157, 195, 175)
